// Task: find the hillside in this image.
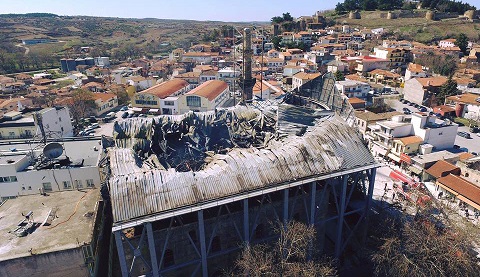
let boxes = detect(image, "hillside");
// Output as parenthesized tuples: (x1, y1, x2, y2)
(0, 14, 255, 73)
(329, 10, 480, 43)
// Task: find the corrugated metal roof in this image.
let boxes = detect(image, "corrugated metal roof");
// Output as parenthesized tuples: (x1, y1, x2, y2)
(108, 109, 375, 224)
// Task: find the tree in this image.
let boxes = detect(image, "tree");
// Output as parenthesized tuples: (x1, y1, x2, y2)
(372, 215, 480, 277)
(282, 12, 293, 22)
(68, 89, 97, 122)
(271, 16, 284, 24)
(455, 33, 469, 55)
(437, 76, 458, 104)
(334, 70, 345, 81)
(233, 221, 337, 276)
(271, 36, 282, 50)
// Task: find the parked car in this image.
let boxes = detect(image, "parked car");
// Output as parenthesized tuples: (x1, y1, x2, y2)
(121, 112, 129, 118)
(457, 131, 471, 139)
(470, 126, 479, 133)
(88, 116, 98, 123)
(418, 107, 427, 112)
(120, 106, 128, 111)
(139, 114, 147, 118)
(403, 107, 412, 114)
(408, 102, 415, 106)
(90, 123, 100, 129)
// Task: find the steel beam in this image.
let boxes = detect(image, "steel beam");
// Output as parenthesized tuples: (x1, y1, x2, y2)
(363, 168, 377, 244)
(335, 175, 348, 258)
(309, 182, 317, 225)
(198, 210, 208, 277)
(243, 199, 249, 242)
(145, 223, 159, 277)
(283, 189, 289, 225)
(114, 231, 129, 277)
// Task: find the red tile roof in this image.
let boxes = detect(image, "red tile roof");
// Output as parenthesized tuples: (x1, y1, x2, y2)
(140, 79, 190, 99)
(437, 174, 480, 208)
(186, 80, 228, 101)
(425, 160, 460, 179)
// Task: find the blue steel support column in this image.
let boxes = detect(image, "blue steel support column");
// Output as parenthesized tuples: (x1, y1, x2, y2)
(146, 223, 159, 277)
(243, 199, 249, 242)
(198, 210, 208, 277)
(310, 182, 317, 225)
(114, 231, 129, 277)
(335, 175, 348, 258)
(283, 189, 289, 225)
(363, 168, 377, 243)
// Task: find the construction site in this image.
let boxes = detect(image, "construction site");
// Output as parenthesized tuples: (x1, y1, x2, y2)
(103, 62, 380, 275)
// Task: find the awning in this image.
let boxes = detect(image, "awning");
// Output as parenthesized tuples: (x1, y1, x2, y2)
(149, 109, 159, 113)
(457, 195, 480, 211)
(408, 165, 423, 175)
(372, 144, 388, 156)
(132, 107, 142, 112)
(387, 153, 401, 162)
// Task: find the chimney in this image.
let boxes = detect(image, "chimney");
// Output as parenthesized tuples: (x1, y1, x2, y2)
(240, 28, 255, 103)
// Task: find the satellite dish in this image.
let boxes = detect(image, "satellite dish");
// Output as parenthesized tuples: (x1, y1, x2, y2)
(43, 142, 63, 159)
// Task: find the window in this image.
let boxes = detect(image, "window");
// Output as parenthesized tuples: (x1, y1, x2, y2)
(74, 180, 83, 189)
(42, 182, 52, 192)
(186, 96, 201, 107)
(8, 132, 15, 137)
(59, 117, 62, 122)
(164, 101, 174, 106)
(86, 179, 94, 187)
(22, 187, 25, 190)
(63, 181, 71, 189)
(28, 186, 32, 190)
(0, 176, 18, 183)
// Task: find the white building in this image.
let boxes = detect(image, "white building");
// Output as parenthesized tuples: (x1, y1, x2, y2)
(335, 80, 371, 99)
(0, 138, 102, 200)
(439, 39, 456, 48)
(405, 63, 427, 81)
(292, 72, 321, 90)
(94, 56, 110, 67)
(35, 107, 74, 138)
(177, 80, 229, 114)
(217, 67, 240, 90)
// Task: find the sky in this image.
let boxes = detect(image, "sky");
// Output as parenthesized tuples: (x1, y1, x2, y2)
(1, 0, 480, 22)
(2, 0, 334, 22)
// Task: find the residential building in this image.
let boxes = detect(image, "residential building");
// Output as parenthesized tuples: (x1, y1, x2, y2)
(177, 80, 229, 113)
(373, 47, 410, 69)
(0, 138, 101, 199)
(405, 63, 427, 81)
(445, 93, 480, 120)
(367, 69, 402, 87)
(354, 56, 390, 74)
(389, 135, 423, 163)
(409, 150, 461, 178)
(424, 160, 461, 181)
(34, 107, 74, 138)
(348, 97, 366, 110)
(217, 67, 240, 90)
(292, 72, 321, 90)
(132, 79, 190, 115)
(126, 76, 154, 91)
(93, 93, 118, 116)
(199, 70, 218, 84)
(354, 110, 402, 136)
(181, 52, 218, 64)
(435, 174, 480, 216)
(335, 80, 371, 98)
(327, 60, 348, 73)
(439, 38, 456, 48)
(403, 76, 448, 106)
(174, 71, 201, 87)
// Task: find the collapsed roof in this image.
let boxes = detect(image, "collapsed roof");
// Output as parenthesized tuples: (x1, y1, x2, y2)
(107, 73, 377, 227)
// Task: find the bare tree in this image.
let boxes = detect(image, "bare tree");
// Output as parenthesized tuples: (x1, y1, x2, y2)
(68, 89, 97, 121)
(233, 221, 337, 277)
(371, 200, 480, 277)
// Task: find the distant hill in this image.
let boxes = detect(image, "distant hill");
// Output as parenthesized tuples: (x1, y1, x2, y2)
(335, 0, 476, 14)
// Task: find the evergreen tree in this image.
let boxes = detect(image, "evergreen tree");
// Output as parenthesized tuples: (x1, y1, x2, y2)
(334, 70, 345, 81)
(455, 33, 469, 55)
(438, 76, 458, 104)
